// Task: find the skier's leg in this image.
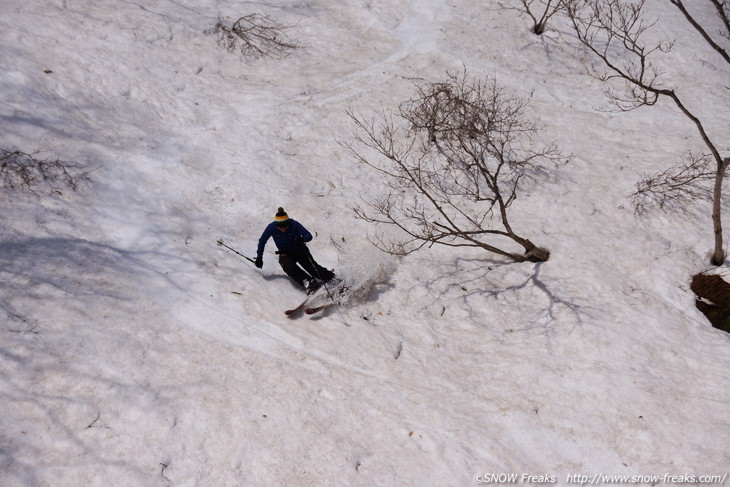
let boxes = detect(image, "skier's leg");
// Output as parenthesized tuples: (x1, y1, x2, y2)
(316, 262, 336, 282)
(278, 254, 312, 287)
(295, 248, 335, 282)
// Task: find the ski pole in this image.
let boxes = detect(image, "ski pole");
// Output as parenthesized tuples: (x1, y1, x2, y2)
(216, 239, 257, 265)
(305, 251, 333, 300)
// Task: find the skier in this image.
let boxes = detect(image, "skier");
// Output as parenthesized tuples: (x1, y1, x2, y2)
(255, 207, 335, 294)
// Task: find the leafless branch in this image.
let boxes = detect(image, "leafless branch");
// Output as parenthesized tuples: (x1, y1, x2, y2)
(669, 0, 730, 65)
(631, 152, 715, 213)
(498, 0, 568, 34)
(565, 0, 674, 111)
(0, 148, 87, 194)
(344, 70, 566, 262)
(209, 14, 302, 59)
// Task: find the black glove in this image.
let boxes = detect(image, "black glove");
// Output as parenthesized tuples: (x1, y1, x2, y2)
(254, 257, 263, 269)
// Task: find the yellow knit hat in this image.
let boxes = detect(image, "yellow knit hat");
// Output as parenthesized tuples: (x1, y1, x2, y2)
(274, 207, 290, 225)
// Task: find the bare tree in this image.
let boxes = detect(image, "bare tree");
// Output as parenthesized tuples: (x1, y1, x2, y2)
(209, 14, 302, 59)
(0, 148, 86, 194)
(499, 0, 568, 34)
(343, 71, 565, 263)
(564, 0, 730, 264)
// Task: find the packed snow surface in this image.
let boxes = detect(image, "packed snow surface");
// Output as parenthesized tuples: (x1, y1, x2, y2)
(1, 1, 728, 486)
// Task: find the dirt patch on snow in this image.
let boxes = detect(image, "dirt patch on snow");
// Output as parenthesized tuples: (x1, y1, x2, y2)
(691, 273, 730, 334)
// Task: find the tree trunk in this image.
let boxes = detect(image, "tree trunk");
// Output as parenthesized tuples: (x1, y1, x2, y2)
(522, 239, 550, 262)
(711, 158, 729, 265)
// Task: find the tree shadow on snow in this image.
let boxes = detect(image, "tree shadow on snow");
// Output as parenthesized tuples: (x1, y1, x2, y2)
(0, 237, 186, 314)
(414, 256, 592, 344)
(0, 236, 196, 486)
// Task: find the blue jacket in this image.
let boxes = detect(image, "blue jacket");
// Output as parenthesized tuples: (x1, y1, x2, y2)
(257, 219, 313, 259)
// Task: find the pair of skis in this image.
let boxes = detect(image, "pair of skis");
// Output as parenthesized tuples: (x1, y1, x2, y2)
(285, 278, 346, 317)
(284, 301, 333, 317)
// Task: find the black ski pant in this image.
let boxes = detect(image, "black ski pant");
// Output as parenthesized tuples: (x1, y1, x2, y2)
(277, 247, 335, 287)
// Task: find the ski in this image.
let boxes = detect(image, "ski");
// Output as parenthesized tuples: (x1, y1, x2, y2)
(284, 300, 309, 316)
(285, 278, 346, 317)
(284, 280, 333, 316)
(304, 283, 350, 316)
(305, 304, 333, 315)
(285, 293, 322, 316)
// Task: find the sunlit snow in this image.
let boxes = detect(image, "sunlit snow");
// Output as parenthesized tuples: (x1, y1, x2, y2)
(1, 1, 728, 486)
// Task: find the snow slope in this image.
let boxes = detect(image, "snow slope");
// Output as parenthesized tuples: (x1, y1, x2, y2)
(1, 0, 728, 486)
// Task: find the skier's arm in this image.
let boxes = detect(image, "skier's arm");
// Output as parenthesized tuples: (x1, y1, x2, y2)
(292, 221, 313, 243)
(257, 225, 273, 259)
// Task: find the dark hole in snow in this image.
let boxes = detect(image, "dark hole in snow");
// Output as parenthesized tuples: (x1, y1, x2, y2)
(691, 273, 730, 334)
